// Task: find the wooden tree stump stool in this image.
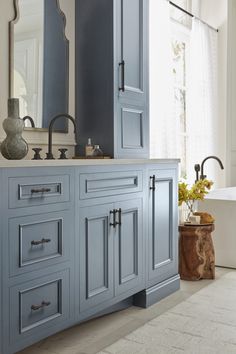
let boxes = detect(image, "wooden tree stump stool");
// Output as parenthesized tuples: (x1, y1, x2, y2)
(179, 224, 215, 281)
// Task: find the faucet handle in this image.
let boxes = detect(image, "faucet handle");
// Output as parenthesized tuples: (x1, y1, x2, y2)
(32, 148, 42, 160)
(194, 164, 200, 182)
(58, 148, 68, 160)
(200, 174, 207, 180)
(45, 152, 55, 160)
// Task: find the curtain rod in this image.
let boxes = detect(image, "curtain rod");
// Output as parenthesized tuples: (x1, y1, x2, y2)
(169, 1, 219, 32)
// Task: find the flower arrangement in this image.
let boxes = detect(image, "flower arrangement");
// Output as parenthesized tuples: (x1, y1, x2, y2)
(178, 179, 213, 222)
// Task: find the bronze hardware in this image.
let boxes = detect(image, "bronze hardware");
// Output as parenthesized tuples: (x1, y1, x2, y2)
(31, 188, 51, 194)
(169, 1, 218, 33)
(58, 148, 68, 160)
(45, 114, 76, 160)
(31, 301, 51, 311)
(32, 148, 42, 160)
(194, 156, 224, 182)
(31, 238, 51, 246)
(110, 210, 116, 228)
(115, 208, 122, 226)
(119, 60, 125, 92)
(150, 175, 156, 191)
(23, 115, 35, 128)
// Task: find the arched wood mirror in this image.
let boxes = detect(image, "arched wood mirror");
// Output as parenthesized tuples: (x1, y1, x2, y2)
(9, 0, 69, 132)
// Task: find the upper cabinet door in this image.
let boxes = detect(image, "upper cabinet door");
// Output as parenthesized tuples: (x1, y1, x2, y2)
(116, 0, 148, 104)
(75, 0, 149, 158)
(115, 0, 149, 158)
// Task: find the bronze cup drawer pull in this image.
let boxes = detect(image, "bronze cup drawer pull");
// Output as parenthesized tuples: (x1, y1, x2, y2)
(110, 209, 122, 227)
(31, 301, 51, 311)
(115, 208, 122, 226)
(150, 175, 156, 191)
(31, 238, 51, 246)
(119, 60, 125, 92)
(110, 210, 116, 228)
(31, 188, 51, 194)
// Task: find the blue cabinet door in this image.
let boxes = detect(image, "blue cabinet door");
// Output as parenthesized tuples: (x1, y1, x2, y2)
(114, 198, 144, 296)
(148, 168, 178, 285)
(79, 203, 114, 312)
(115, 0, 149, 158)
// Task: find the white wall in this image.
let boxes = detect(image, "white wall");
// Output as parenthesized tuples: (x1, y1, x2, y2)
(226, 0, 236, 186)
(199, 0, 227, 187)
(0, 0, 76, 160)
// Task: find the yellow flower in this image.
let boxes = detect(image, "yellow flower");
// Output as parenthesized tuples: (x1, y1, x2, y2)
(178, 179, 213, 206)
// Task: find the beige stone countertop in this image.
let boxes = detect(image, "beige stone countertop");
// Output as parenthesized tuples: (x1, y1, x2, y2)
(0, 158, 180, 168)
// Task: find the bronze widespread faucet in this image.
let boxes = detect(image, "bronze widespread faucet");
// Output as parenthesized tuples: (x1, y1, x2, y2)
(45, 113, 77, 160)
(22, 115, 35, 128)
(194, 156, 224, 182)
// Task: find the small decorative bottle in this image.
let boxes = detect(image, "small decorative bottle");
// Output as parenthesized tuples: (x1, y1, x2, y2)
(0, 98, 28, 160)
(92, 145, 103, 157)
(85, 138, 94, 157)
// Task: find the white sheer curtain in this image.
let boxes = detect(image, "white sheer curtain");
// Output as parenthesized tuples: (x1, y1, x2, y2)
(186, 18, 220, 185)
(150, 0, 180, 158)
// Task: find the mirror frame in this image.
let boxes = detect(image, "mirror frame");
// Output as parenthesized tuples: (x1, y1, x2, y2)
(9, 0, 69, 132)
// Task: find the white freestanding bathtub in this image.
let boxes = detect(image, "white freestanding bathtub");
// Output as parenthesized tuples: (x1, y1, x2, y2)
(199, 187, 236, 268)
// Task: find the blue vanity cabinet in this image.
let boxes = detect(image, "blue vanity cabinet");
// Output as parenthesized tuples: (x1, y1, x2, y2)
(148, 167, 179, 286)
(0, 161, 180, 354)
(75, 0, 149, 158)
(0, 167, 75, 354)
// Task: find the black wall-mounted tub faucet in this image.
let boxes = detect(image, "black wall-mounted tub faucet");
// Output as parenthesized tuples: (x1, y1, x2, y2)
(194, 156, 224, 182)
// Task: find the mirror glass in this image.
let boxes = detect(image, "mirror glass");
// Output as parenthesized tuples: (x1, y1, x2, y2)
(10, 0, 69, 131)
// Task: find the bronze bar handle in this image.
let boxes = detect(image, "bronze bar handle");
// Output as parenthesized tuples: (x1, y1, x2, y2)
(31, 238, 51, 246)
(119, 60, 125, 92)
(110, 210, 116, 228)
(150, 175, 156, 191)
(115, 208, 122, 226)
(31, 188, 51, 194)
(31, 301, 51, 311)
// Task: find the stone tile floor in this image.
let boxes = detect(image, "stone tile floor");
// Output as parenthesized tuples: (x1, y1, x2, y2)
(18, 267, 231, 354)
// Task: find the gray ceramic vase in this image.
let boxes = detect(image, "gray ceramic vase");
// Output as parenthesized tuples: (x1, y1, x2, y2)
(0, 98, 28, 160)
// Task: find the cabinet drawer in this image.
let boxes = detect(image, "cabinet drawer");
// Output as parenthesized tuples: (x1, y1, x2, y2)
(9, 174, 70, 209)
(9, 211, 72, 276)
(10, 270, 70, 343)
(79, 171, 143, 199)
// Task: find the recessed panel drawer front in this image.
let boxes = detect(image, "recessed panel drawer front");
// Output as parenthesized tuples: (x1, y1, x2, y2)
(9, 174, 70, 209)
(9, 211, 71, 276)
(80, 171, 143, 199)
(21, 280, 60, 333)
(10, 270, 70, 343)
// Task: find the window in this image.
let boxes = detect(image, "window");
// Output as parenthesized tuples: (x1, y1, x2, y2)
(150, 0, 221, 185)
(169, 1, 191, 178)
(149, 0, 191, 173)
